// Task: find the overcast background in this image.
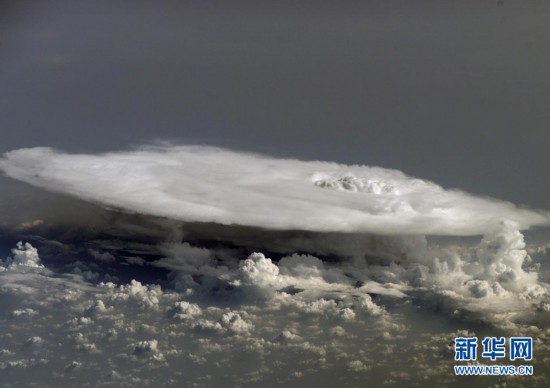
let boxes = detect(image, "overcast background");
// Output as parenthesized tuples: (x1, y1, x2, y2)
(1, 0, 549, 210)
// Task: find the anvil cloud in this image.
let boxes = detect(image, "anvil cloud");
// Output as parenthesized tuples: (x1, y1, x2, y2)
(0, 145, 547, 235)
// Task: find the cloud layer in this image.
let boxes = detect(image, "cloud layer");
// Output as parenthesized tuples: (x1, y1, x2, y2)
(1, 239, 550, 386)
(0, 145, 547, 235)
(2, 144, 549, 385)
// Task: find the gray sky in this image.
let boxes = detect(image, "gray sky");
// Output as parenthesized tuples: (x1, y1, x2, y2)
(1, 0, 549, 208)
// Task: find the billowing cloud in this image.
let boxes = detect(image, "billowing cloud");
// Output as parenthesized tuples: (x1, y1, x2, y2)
(0, 242, 43, 270)
(1, 236, 550, 386)
(2, 146, 550, 386)
(0, 145, 547, 235)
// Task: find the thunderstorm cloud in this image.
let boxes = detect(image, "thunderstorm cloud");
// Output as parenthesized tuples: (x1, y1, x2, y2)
(1, 146, 550, 386)
(0, 145, 547, 235)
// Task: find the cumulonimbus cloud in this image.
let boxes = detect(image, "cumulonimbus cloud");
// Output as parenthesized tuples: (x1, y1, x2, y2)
(0, 145, 547, 235)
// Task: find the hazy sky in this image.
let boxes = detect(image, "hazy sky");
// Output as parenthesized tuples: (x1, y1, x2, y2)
(1, 0, 549, 208)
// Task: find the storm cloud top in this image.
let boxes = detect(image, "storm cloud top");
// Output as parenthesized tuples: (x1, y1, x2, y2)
(0, 145, 547, 235)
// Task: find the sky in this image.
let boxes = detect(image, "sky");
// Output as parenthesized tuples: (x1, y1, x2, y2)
(1, 1, 550, 387)
(1, 0, 550, 208)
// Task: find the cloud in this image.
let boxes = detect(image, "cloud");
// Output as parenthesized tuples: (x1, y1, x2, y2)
(87, 249, 116, 263)
(239, 252, 280, 286)
(1, 145, 547, 236)
(1, 240, 550, 386)
(219, 311, 254, 334)
(133, 339, 159, 355)
(101, 280, 163, 310)
(24, 336, 43, 346)
(1, 146, 550, 386)
(167, 301, 201, 320)
(11, 308, 38, 318)
(1, 242, 43, 270)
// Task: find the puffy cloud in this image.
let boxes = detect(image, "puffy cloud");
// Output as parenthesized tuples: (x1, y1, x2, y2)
(339, 308, 356, 321)
(64, 361, 82, 371)
(1, 144, 550, 387)
(314, 174, 397, 194)
(24, 336, 43, 346)
(271, 330, 299, 343)
(1, 242, 43, 270)
(239, 252, 279, 285)
(475, 220, 538, 292)
(192, 319, 224, 333)
(0, 239, 549, 387)
(103, 280, 162, 309)
(465, 279, 506, 298)
(329, 326, 346, 337)
(11, 308, 38, 318)
(133, 339, 158, 355)
(219, 311, 254, 334)
(150, 227, 548, 330)
(84, 300, 112, 316)
(1, 145, 547, 235)
(167, 301, 201, 320)
(347, 360, 370, 372)
(354, 295, 385, 317)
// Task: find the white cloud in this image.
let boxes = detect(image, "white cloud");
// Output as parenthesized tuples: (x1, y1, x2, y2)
(1, 145, 547, 235)
(239, 252, 279, 285)
(64, 361, 82, 371)
(347, 360, 370, 372)
(167, 301, 201, 320)
(475, 220, 538, 292)
(271, 329, 299, 343)
(84, 300, 112, 315)
(133, 339, 158, 355)
(1, 141, 550, 387)
(103, 280, 162, 309)
(192, 319, 224, 333)
(1, 242, 43, 269)
(0, 238, 548, 386)
(219, 311, 254, 334)
(11, 308, 38, 318)
(24, 336, 43, 346)
(354, 295, 385, 317)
